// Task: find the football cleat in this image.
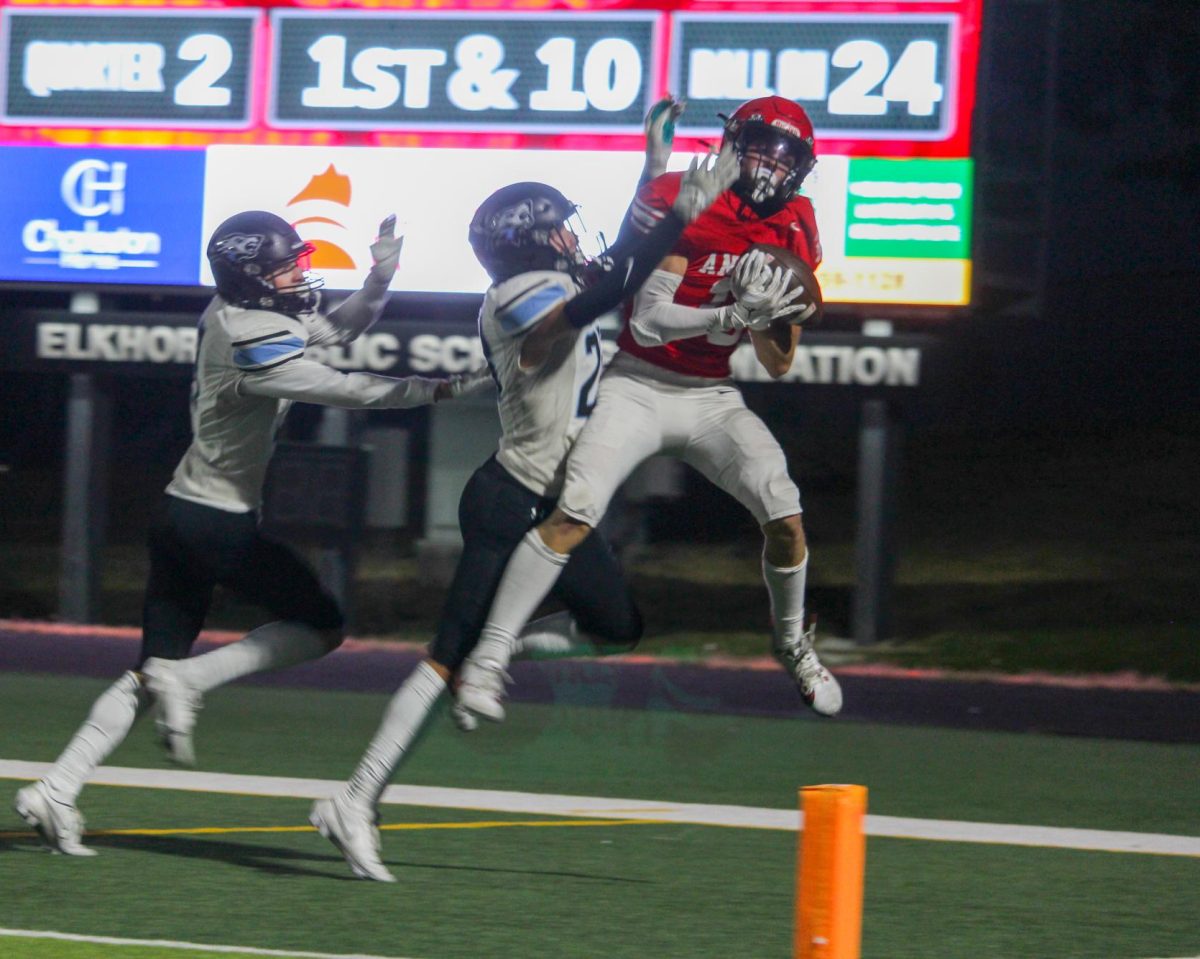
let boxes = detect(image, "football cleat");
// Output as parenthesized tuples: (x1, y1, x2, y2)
(450, 701, 479, 733)
(775, 627, 843, 717)
(310, 795, 395, 883)
(142, 658, 203, 767)
(456, 659, 512, 724)
(13, 781, 97, 857)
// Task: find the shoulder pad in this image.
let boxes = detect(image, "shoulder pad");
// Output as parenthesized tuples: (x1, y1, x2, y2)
(628, 172, 682, 234)
(490, 271, 573, 335)
(225, 306, 307, 371)
(784, 196, 822, 268)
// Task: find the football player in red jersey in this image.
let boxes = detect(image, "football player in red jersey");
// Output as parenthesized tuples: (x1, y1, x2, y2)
(457, 95, 842, 725)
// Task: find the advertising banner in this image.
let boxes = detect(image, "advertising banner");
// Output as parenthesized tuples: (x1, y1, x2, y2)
(0, 145, 206, 285)
(201, 144, 655, 294)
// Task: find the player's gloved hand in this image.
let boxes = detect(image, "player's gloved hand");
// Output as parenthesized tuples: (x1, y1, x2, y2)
(731, 251, 820, 326)
(738, 263, 796, 314)
(368, 214, 404, 286)
(709, 300, 776, 334)
(434, 364, 494, 402)
(642, 95, 685, 181)
(773, 285, 820, 326)
(730, 248, 772, 299)
(672, 143, 739, 223)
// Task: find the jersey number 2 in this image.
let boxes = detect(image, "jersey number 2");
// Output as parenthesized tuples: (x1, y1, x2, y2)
(575, 328, 604, 417)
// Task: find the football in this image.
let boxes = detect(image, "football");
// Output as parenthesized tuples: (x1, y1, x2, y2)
(738, 242, 823, 326)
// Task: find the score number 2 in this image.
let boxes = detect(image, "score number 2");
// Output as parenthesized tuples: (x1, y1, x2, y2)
(175, 34, 233, 107)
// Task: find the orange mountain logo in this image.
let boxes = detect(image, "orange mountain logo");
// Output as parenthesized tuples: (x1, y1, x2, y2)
(286, 164, 355, 271)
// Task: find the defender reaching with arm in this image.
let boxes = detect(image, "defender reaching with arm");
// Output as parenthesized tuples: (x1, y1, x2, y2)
(14, 211, 483, 856)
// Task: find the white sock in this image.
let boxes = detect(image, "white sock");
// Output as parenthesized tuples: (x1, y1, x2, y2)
(514, 611, 599, 660)
(471, 529, 569, 669)
(340, 661, 446, 808)
(763, 552, 809, 651)
(42, 671, 148, 805)
(172, 621, 331, 694)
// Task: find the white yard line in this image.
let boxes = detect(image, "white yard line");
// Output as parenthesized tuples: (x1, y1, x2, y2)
(0, 932, 1195, 959)
(0, 928, 415, 959)
(2, 759, 1198, 857)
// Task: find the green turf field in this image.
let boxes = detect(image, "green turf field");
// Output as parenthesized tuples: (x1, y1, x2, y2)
(1, 673, 1197, 959)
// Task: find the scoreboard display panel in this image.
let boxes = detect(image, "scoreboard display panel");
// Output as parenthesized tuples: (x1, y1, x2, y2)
(0, 0, 981, 310)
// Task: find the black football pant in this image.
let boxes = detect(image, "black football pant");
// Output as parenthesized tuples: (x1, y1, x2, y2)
(429, 456, 642, 672)
(138, 494, 343, 666)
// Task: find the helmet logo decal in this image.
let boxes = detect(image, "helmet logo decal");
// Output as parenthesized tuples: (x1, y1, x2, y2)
(490, 199, 537, 233)
(218, 233, 265, 261)
(770, 119, 802, 138)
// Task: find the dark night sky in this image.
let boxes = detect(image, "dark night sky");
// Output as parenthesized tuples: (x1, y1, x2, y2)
(927, 0, 1198, 430)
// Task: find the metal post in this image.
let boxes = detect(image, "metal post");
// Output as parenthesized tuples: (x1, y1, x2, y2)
(58, 293, 111, 622)
(852, 399, 900, 644)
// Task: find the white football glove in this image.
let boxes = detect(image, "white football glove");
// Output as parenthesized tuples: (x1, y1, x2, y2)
(642, 95, 685, 181)
(729, 251, 819, 326)
(368, 214, 404, 286)
(434, 364, 494, 402)
(709, 273, 816, 334)
(710, 300, 775, 334)
(672, 143, 739, 223)
(730, 249, 771, 297)
(706, 276, 772, 333)
(777, 289, 820, 326)
(739, 263, 797, 314)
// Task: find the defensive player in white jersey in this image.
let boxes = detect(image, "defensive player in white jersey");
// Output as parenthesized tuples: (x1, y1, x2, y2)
(456, 95, 843, 725)
(14, 210, 483, 856)
(310, 143, 738, 882)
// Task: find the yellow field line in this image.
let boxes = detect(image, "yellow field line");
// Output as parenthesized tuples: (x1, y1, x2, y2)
(1, 818, 657, 840)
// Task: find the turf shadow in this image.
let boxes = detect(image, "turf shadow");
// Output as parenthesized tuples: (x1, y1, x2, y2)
(43, 833, 656, 886)
(64, 833, 351, 880)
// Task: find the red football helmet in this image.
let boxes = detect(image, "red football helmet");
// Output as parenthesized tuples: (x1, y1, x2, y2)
(722, 97, 817, 209)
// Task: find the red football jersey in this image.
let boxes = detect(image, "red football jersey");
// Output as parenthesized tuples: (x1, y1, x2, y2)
(616, 171, 821, 379)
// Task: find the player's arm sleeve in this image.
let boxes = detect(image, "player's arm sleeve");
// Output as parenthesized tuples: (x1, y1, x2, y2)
(560, 208, 687, 329)
(603, 181, 667, 272)
(305, 275, 391, 346)
(232, 329, 440, 408)
(240, 358, 442, 409)
(492, 275, 574, 340)
(625, 269, 732, 347)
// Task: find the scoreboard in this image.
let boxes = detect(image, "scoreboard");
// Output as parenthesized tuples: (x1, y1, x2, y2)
(0, 0, 981, 309)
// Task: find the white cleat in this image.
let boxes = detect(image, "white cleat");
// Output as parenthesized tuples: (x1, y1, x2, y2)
(776, 629, 843, 717)
(456, 658, 512, 723)
(310, 795, 396, 883)
(142, 657, 203, 767)
(450, 701, 479, 733)
(13, 782, 97, 857)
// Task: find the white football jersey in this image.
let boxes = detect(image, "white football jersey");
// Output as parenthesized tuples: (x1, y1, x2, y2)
(167, 289, 433, 512)
(166, 299, 335, 512)
(479, 270, 605, 497)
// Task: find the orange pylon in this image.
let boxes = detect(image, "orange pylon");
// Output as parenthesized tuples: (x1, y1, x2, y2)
(794, 784, 868, 959)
